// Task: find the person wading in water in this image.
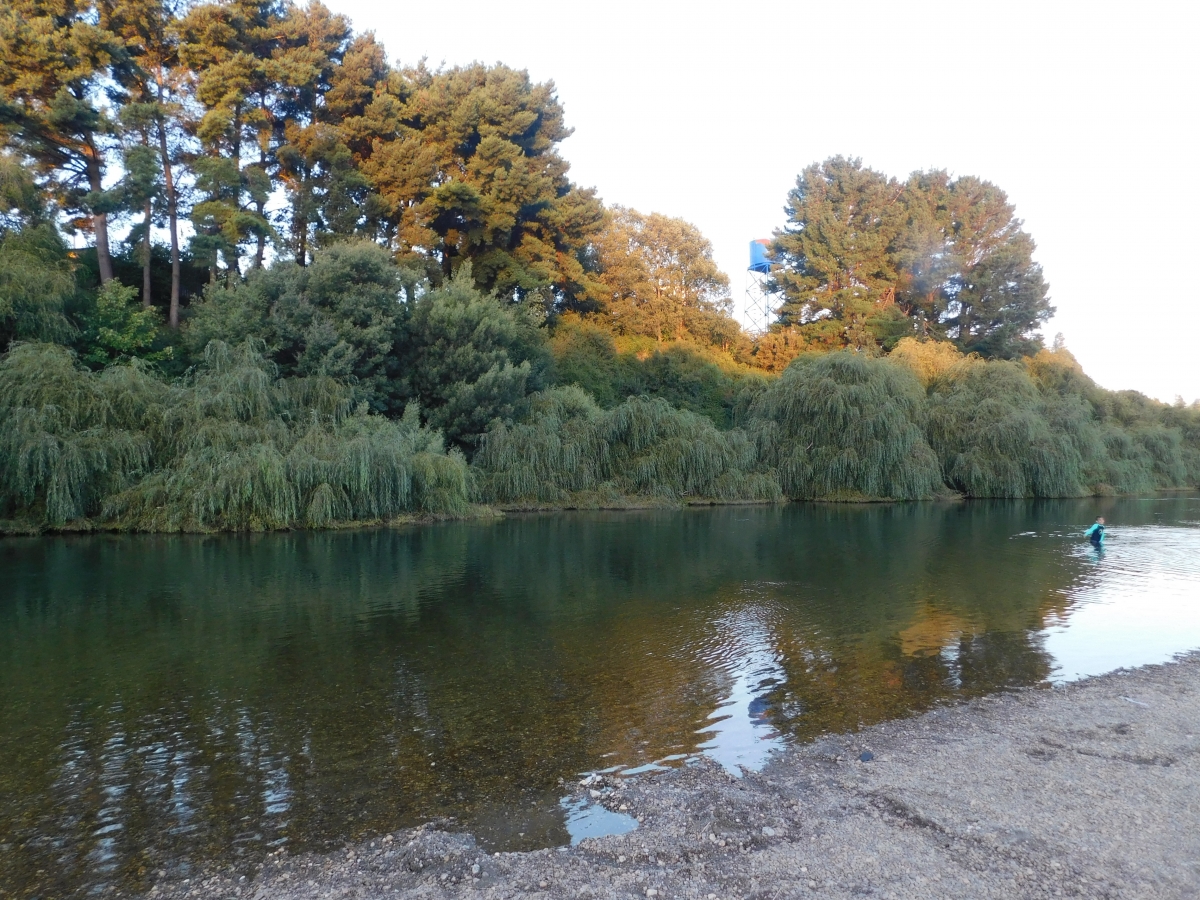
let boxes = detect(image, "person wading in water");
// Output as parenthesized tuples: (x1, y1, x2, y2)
(1084, 516, 1106, 548)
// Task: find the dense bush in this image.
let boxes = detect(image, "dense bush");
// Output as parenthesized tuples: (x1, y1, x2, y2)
(473, 388, 780, 505)
(185, 241, 412, 413)
(748, 353, 944, 500)
(0, 341, 469, 531)
(550, 315, 763, 428)
(395, 267, 552, 449)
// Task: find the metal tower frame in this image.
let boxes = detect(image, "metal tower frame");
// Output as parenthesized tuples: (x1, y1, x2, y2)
(743, 261, 775, 336)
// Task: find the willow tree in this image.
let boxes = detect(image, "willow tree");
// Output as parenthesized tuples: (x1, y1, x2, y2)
(748, 352, 943, 500)
(924, 359, 1084, 497)
(0, 0, 123, 283)
(0, 338, 470, 530)
(363, 63, 605, 308)
(474, 387, 780, 505)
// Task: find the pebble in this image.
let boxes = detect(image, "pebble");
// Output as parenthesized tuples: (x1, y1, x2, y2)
(859, 751, 874, 762)
(762, 826, 776, 837)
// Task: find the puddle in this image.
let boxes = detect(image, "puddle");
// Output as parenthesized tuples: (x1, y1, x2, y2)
(559, 796, 638, 845)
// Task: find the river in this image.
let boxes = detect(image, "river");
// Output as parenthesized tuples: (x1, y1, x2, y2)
(2, 496, 1199, 897)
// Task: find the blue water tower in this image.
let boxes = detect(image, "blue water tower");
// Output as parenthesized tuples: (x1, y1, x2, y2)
(749, 239, 771, 273)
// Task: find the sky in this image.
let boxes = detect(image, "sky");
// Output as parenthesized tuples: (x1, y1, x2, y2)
(326, 0, 1199, 402)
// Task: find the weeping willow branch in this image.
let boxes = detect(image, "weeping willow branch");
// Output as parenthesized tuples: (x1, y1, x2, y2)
(1, 341, 469, 530)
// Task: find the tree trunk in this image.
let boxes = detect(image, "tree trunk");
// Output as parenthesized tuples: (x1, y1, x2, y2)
(158, 117, 182, 329)
(254, 217, 267, 268)
(85, 145, 114, 284)
(230, 105, 243, 279)
(254, 112, 268, 269)
(297, 210, 308, 266)
(142, 198, 153, 307)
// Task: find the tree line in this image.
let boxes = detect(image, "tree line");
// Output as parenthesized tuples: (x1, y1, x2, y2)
(3, 0, 1048, 359)
(1, 0, 1197, 532)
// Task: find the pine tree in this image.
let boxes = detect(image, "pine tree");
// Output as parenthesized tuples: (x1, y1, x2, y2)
(771, 157, 904, 348)
(363, 63, 605, 310)
(103, 0, 189, 325)
(935, 175, 1052, 357)
(0, 0, 124, 283)
(772, 159, 1053, 358)
(271, 1, 360, 264)
(176, 0, 280, 281)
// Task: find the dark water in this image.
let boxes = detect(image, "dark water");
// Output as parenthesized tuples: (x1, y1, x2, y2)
(3, 497, 1200, 897)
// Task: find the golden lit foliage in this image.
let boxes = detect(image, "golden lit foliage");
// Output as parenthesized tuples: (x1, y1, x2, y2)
(889, 337, 965, 388)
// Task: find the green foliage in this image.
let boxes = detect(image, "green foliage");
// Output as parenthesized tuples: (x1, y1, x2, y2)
(749, 353, 943, 500)
(0, 343, 159, 524)
(591, 206, 737, 347)
(0, 156, 77, 348)
(0, 222, 77, 347)
(474, 388, 780, 506)
(1, 6, 1196, 526)
(0, 340, 469, 531)
(888, 337, 965, 387)
(924, 359, 1084, 498)
(362, 62, 605, 307)
(549, 315, 762, 428)
(0, 0, 123, 281)
(186, 241, 409, 410)
(79, 280, 171, 367)
(772, 157, 1052, 359)
(395, 266, 552, 448)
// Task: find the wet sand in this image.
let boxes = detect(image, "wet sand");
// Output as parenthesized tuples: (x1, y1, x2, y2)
(146, 653, 1200, 900)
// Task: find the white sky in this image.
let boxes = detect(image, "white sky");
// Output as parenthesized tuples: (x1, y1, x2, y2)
(326, 0, 1199, 402)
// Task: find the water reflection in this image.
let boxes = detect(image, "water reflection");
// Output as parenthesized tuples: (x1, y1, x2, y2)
(695, 598, 790, 772)
(1, 496, 1199, 898)
(559, 796, 638, 845)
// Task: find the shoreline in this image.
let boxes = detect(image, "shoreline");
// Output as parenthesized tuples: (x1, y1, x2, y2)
(145, 653, 1200, 900)
(6, 490, 1193, 537)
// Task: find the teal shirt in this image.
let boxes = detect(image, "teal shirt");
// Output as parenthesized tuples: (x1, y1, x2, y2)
(1085, 523, 1105, 544)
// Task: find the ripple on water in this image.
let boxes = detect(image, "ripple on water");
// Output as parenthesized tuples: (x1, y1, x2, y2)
(3, 497, 1200, 896)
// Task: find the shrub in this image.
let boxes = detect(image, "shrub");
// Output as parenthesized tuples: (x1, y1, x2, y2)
(748, 352, 942, 500)
(0, 341, 469, 531)
(925, 359, 1084, 497)
(474, 387, 780, 505)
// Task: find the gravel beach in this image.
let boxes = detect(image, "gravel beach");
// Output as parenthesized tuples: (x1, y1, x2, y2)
(146, 653, 1200, 900)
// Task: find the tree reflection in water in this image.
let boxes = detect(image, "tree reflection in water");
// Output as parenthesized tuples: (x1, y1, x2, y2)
(1, 495, 1197, 898)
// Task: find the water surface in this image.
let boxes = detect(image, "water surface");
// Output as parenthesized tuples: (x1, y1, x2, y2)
(2, 496, 1199, 897)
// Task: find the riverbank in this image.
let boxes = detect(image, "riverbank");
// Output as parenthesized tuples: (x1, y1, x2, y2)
(0, 498, 784, 535)
(143, 653, 1200, 900)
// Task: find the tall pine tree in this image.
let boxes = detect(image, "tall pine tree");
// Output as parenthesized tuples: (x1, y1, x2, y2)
(177, 0, 279, 281)
(104, 0, 189, 325)
(0, 0, 124, 283)
(771, 158, 1052, 358)
(363, 63, 605, 310)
